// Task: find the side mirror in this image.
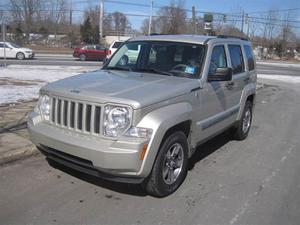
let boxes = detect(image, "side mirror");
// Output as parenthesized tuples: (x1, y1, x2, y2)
(207, 67, 232, 82)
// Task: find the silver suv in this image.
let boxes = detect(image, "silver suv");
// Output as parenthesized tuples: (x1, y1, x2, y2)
(28, 35, 256, 197)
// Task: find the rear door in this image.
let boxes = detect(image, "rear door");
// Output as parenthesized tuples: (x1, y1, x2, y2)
(95, 45, 107, 60)
(226, 44, 247, 109)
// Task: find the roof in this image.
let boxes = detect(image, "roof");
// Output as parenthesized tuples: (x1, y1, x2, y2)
(130, 34, 250, 45)
(131, 35, 215, 44)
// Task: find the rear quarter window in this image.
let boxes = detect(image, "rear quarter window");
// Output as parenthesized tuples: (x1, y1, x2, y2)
(112, 42, 123, 49)
(244, 45, 255, 71)
(228, 45, 245, 75)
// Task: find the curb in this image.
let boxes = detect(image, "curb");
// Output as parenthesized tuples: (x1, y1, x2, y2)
(0, 145, 40, 166)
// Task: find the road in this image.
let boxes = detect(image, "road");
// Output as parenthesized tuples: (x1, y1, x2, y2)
(1, 76, 300, 224)
(1, 54, 300, 77)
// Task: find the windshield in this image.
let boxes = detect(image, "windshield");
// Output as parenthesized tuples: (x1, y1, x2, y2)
(105, 41, 205, 78)
(9, 43, 20, 48)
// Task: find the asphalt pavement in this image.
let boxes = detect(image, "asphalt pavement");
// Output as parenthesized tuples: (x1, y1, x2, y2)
(0, 77, 300, 225)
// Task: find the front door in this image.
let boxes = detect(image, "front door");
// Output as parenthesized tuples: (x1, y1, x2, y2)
(197, 44, 237, 140)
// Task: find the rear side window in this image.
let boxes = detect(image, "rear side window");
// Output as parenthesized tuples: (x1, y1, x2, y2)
(244, 45, 255, 71)
(228, 45, 245, 74)
(112, 41, 123, 48)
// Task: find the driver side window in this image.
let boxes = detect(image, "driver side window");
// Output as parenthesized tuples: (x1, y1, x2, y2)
(209, 45, 227, 75)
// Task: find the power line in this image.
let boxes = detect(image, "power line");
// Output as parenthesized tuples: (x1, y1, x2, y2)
(247, 7, 300, 14)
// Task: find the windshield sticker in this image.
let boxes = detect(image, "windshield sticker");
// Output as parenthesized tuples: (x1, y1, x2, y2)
(185, 66, 196, 74)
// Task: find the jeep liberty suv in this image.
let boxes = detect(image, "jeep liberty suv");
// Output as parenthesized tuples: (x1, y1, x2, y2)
(28, 35, 256, 197)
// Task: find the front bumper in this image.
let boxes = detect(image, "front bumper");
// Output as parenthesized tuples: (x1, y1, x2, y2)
(25, 52, 35, 59)
(28, 113, 149, 181)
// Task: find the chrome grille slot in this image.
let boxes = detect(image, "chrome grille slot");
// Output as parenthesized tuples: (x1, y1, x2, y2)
(63, 100, 68, 126)
(49, 96, 102, 136)
(77, 103, 83, 130)
(70, 102, 75, 128)
(94, 106, 101, 134)
(86, 104, 92, 132)
(57, 99, 62, 124)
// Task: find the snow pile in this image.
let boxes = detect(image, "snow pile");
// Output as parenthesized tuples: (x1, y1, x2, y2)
(258, 74, 300, 83)
(0, 65, 99, 105)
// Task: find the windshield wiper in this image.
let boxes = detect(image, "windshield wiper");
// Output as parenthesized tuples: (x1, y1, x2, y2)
(106, 66, 132, 71)
(135, 68, 174, 76)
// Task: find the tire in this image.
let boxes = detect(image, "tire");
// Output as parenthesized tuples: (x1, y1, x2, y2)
(16, 52, 25, 60)
(144, 131, 188, 197)
(232, 100, 253, 140)
(79, 54, 87, 61)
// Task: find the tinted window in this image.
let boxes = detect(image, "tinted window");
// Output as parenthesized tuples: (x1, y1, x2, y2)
(244, 45, 255, 71)
(96, 45, 106, 50)
(0, 43, 9, 48)
(228, 45, 245, 74)
(86, 45, 95, 50)
(209, 45, 227, 75)
(112, 41, 123, 48)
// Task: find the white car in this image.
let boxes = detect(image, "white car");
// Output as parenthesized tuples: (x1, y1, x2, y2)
(107, 40, 125, 58)
(0, 42, 35, 60)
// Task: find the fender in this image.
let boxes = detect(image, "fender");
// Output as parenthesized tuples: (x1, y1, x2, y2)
(136, 102, 193, 177)
(237, 83, 256, 120)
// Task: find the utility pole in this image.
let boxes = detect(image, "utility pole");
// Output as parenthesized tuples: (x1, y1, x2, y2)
(69, 0, 73, 27)
(246, 14, 250, 38)
(192, 6, 196, 34)
(1, 9, 7, 67)
(99, 0, 104, 43)
(148, 0, 153, 35)
(241, 10, 244, 33)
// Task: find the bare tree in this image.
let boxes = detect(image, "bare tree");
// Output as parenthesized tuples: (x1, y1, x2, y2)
(141, 17, 158, 35)
(49, 0, 68, 39)
(156, 0, 187, 34)
(10, 0, 43, 40)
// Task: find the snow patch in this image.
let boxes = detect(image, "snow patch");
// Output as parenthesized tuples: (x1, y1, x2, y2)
(0, 65, 99, 105)
(258, 74, 300, 83)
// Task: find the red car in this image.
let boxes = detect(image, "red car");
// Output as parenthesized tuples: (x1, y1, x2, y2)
(73, 44, 109, 61)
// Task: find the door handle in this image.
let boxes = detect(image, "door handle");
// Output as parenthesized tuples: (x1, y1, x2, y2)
(225, 81, 235, 88)
(244, 77, 250, 83)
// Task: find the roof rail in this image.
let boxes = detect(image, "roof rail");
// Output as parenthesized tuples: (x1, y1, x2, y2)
(217, 35, 249, 41)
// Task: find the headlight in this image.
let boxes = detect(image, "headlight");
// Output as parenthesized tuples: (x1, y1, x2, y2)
(103, 105, 132, 137)
(39, 94, 50, 121)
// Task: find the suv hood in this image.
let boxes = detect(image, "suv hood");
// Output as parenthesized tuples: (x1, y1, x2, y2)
(43, 70, 199, 109)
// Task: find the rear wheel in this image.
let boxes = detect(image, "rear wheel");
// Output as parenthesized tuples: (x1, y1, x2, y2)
(144, 131, 188, 197)
(79, 54, 87, 61)
(16, 52, 25, 60)
(232, 100, 253, 140)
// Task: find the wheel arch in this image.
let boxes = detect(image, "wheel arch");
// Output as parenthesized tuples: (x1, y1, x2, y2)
(136, 102, 193, 177)
(237, 83, 256, 120)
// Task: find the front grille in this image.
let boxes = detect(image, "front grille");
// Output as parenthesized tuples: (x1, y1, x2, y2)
(50, 96, 102, 135)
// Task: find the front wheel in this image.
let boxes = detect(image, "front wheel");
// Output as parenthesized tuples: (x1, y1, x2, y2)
(144, 131, 188, 197)
(79, 54, 87, 61)
(232, 100, 253, 140)
(16, 52, 25, 60)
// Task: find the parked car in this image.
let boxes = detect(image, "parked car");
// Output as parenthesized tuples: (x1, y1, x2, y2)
(73, 44, 108, 61)
(0, 42, 34, 60)
(107, 40, 125, 58)
(28, 35, 257, 197)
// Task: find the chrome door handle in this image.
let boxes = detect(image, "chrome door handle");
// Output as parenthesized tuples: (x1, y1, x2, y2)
(225, 81, 235, 88)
